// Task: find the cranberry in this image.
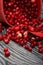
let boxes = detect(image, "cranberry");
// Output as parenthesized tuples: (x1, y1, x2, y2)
(5, 51, 10, 57)
(30, 37, 35, 43)
(38, 45, 42, 49)
(23, 31, 28, 39)
(37, 42, 42, 46)
(4, 48, 8, 52)
(24, 45, 29, 49)
(0, 35, 3, 40)
(11, 32, 15, 37)
(23, 35, 28, 40)
(31, 0, 36, 3)
(15, 39, 19, 43)
(38, 48, 43, 53)
(20, 40, 24, 46)
(20, 30, 24, 34)
(3, 35, 11, 44)
(30, 43, 35, 48)
(4, 38, 9, 44)
(13, 26, 19, 31)
(6, 28, 12, 34)
(28, 47, 32, 51)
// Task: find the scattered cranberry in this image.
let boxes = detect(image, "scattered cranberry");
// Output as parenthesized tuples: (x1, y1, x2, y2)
(4, 47, 10, 57)
(20, 40, 24, 46)
(4, 48, 8, 52)
(3, 35, 11, 44)
(13, 26, 19, 32)
(38, 45, 42, 49)
(0, 22, 43, 56)
(38, 48, 43, 53)
(30, 43, 35, 48)
(28, 47, 32, 51)
(0, 35, 3, 40)
(37, 42, 42, 46)
(5, 51, 10, 57)
(24, 45, 29, 49)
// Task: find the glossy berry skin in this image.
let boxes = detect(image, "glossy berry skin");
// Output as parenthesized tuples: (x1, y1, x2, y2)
(38, 48, 43, 53)
(30, 43, 35, 48)
(28, 47, 32, 51)
(0, 35, 3, 40)
(31, 0, 36, 3)
(4, 48, 8, 52)
(5, 51, 10, 57)
(14, 26, 19, 32)
(38, 45, 42, 49)
(24, 45, 29, 49)
(4, 38, 10, 44)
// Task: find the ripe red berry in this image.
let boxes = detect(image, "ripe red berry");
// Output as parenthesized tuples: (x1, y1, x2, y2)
(20, 40, 24, 46)
(37, 42, 42, 46)
(38, 48, 43, 53)
(28, 47, 32, 51)
(24, 45, 29, 49)
(4, 38, 9, 44)
(0, 35, 3, 40)
(30, 43, 34, 48)
(38, 45, 42, 49)
(5, 51, 10, 57)
(4, 48, 8, 52)
(14, 26, 19, 31)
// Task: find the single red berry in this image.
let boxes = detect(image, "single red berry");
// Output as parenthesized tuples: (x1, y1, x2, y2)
(28, 47, 32, 51)
(4, 38, 10, 44)
(23, 35, 28, 39)
(14, 26, 19, 31)
(38, 48, 43, 53)
(37, 42, 42, 46)
(38, 45, 42, 49)
(0, 35, 3, 40)
(11, 32, 15, 36)
(24, 45, 29, 49)
(20, 40, 24, 46)
(5, 51, 10, 57)
(33, 42, 37, 46)
(30, 43, 34, 48)
(4, 48, 8, 52)
(31, 0, 36, 3)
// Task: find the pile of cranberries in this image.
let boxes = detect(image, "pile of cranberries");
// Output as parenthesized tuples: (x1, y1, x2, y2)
(3, 0, 40, 26)
(0, 0, 43, 57)
(0, 20, 43, 57)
